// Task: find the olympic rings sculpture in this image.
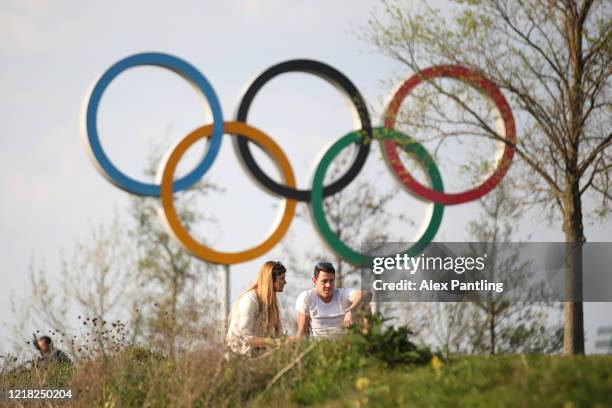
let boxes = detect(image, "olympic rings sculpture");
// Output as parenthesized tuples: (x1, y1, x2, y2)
(81, 52, 516, 266)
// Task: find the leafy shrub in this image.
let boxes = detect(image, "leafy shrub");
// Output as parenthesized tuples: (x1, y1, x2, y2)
(350, 315, 436, 367)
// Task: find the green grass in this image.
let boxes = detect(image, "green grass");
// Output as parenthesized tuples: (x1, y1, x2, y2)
(259, 354, 612, 407)
(1, 326, 610, 407)
(1, 361, 74, 390)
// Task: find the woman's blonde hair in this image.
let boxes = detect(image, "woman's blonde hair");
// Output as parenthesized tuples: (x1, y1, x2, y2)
(238, 261, 286, 337)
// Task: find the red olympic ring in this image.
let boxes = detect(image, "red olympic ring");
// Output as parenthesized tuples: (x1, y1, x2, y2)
(382, 65, 516, 205)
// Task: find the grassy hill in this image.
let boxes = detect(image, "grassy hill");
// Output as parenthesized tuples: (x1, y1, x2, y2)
(262, 354, 612, 407)
(2, 327, 610, 407)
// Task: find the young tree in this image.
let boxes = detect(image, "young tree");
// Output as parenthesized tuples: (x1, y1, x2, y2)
(6, 214, 134, 356)
(65, 216, 134, 325)
(304, 148, 404, 288)
(404, 180, 563, 355)
(364, 0, 611, 354)
(7, 153, 224, 358)
(128, 190, 221, 357)
(407, 302, 472, 355)
(7, 259, 70, 356)
(465, 181, 563, 354)
(126, 154, 223, 357)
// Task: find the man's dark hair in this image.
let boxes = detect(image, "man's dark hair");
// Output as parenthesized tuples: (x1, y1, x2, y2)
(38, 336, 52, 346)
(314, 261, 335, 279)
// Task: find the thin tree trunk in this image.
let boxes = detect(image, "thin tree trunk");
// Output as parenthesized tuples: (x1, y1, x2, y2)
(169, 275, 179, 358)
(562, 180, 585, 354)
(335, 254, 343, 288)
(489, 303, 496, 355)
(562, 1, 586, 355)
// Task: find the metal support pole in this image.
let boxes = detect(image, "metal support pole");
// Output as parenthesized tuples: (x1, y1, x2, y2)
(222, 264, 231, 333)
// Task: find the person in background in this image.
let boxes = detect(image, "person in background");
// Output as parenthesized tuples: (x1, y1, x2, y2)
(226, 261, 291, 357)
(35, 335, 71, 365)
(296, 261, 371, 338)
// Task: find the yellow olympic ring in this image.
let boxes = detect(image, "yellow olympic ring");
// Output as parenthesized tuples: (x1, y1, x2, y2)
(158, 121, 297, 264)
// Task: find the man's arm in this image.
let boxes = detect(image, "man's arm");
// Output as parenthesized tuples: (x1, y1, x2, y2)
(343, 290, 372, 327)
(296, 311, 310, 337)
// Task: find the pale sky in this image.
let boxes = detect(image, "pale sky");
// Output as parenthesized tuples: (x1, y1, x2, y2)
(1, 0, 610, 353)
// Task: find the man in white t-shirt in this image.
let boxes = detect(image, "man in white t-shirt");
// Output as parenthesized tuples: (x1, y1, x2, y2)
(295, 261, 371, 338)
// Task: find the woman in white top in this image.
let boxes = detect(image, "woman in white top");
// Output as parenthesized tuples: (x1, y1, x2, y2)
(226, 261, 287, 357)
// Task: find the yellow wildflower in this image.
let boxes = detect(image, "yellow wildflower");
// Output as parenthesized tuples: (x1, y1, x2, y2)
(355, 377, 371, 390)
(431, 355, 443, 376)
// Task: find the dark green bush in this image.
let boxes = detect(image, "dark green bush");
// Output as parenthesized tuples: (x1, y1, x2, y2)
(350, 315, 436, 367)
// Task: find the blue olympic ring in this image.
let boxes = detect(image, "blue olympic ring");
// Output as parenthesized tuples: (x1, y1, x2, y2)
(82, 52, 224, 197)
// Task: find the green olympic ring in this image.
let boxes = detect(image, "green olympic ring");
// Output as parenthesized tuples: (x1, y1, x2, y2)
(309, 127, 444, 266)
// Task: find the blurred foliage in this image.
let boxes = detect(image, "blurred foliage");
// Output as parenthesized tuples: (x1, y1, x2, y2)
(350, 314, 435, 367)
(3, 318, 609, 407)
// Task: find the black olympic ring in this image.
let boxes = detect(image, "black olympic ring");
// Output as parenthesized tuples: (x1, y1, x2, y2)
(234, 59, 372, 202)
